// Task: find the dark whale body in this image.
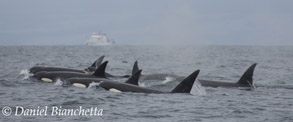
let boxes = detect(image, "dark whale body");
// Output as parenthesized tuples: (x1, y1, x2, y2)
(199, 63, 257, 89)
(98, 70, 200, 94)
(31, 61, 108, 82)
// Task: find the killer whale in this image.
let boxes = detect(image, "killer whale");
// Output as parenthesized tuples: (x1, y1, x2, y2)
(198, 63, 257, 89)
(29, 55, 105, 74)
(133, 61, 257, 89)
(31, 61, 108, 83)
(29, 55, 130, 78)
(65, 71, 140, 88)
(131, 61, 183, 81)
(65, 61, 142, 88)
(98, 69, 200, 94)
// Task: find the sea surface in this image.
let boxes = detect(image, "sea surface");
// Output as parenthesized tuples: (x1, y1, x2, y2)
(0, 45, 292, 122)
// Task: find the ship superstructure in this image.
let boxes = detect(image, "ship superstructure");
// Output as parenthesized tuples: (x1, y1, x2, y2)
(86, 32, 115, 45)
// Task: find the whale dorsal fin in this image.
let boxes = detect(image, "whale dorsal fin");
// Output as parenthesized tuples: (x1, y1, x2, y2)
(171, 70, 200, 93)
(132, 61, 139, 75)
(125, 70, 142, 86)
(92, 61, 108, 78)
(237, 63, 257, 87)
(91, 55, 105, 67)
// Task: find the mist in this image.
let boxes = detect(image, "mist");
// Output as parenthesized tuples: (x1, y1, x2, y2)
(0, 0, 292, 45)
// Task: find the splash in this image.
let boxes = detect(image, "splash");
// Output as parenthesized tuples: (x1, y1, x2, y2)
(139, 82, 146, 87)
(19, 69, 30, 75)
(19, 69, 33, 80)
(162, 76, 175, 84)
(139, 79, 169, 88)
(88, 82, 101, 88)
(190, 80, 206, 95)
(55, 79, 63, 86)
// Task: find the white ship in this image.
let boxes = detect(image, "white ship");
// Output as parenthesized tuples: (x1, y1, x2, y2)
(86, 32, 115, 45)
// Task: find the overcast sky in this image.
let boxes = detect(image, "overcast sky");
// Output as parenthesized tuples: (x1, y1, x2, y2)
(0, 0, 292, 45)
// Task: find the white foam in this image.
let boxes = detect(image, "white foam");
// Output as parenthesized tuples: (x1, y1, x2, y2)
(54, 79, 63, 86)
(162, 76, 175, 84)
(190, 80, 206, 95)
(88, 82, 101, 88)
(20, 69, 33, 80)
(139, 82, 146, 87)
(20, 69, 29, 75)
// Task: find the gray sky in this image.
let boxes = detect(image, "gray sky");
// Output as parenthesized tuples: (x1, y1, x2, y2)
(0, 0, 292, 45)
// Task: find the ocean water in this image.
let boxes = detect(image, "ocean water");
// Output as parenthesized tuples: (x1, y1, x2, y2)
(0, 45, 292, 122)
